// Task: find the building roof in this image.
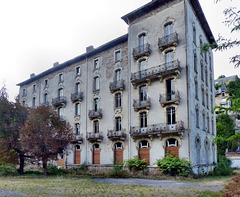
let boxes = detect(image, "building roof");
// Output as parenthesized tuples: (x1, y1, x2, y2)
(121, 0, 215, 44)
(214, 75, 238, 85)
(17, 34, 128, 86)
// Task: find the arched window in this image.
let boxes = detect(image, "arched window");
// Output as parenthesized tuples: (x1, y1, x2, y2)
(93, 144, 100, 150)
(138, 140, 149, 165)
(193, 24, 196, 44)
(196, 108, 199, 128)
(75, 145, 80, 150)
(44, 93, 48, 105)
(194, 51, 197, 72)
(195, 77, 198, 99)
(166, 138, 178, 147)
(165, 138, 179, 157)
(115, 142, 123, 149)
(139, 140, 149, 148)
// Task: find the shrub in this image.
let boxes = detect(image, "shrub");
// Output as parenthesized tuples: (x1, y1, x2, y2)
(125, 156, 147, 171)
(0, 164, 17, 176)
(213, 155, 233, 176)
(109, 162, 128, 178)
(156, 152, 192, 176)
(47, 164, 67, 175)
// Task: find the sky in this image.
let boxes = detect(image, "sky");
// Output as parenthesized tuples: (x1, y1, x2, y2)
(0, 0, 239, 101)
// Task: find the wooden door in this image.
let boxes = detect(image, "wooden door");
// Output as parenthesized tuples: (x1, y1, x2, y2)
(93, 149, 100, 164)
(114, 149, 123, 164)
(74, 150, 81, 164)
(139, 147, 150, 165)
(165, 146, 179, 157)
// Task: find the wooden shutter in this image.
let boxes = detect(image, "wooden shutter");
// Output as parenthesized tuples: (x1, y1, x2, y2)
(165, 146, 179, 157)
(114, 149, 123, 164)
(74, 150, 81, 164)
(93, 150, 100, 164)
(139, 147, 150, 165)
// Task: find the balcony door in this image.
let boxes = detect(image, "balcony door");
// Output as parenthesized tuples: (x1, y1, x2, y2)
(138, 140, 150, 165)
(165, 50, 174, 68)
(167, 107, 176, 130)
(74, 145, 81, 164)
(139, 85, 147, 105)
(166, 78, 175, 101)
(139, 33, 146, 53)
(139, 59, 146, 78)
(93, 144, 100, 164)
(164, 22, 173, 43)
(114, 142, 123, 164)
(140, 112, 147, 133)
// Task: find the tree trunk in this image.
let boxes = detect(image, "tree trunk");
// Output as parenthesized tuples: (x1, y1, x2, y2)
(18, 154, 25, 174)
(42, 157, 48, 176)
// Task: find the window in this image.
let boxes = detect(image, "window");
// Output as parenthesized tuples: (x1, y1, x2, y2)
(75, 123, 80, 135)
(139, 140, 149, 148)
(22, 101, 25, 107)
(44, 80, 48, 88)
(114, 142, 122, 149)
(207, 116, 210, 133)
(222, 92, 225, 97)
(58, 107, 63, 118)
(44, 93, 48, 105)
(139, 33, 146, 52)
(165, 50, 174, 64)
(202, 88, 205, 106)
(140, 112, 147, 129)
(164, 22, 173, 43)
(196, 139, 200, 165)
(115, 69, 121, 82)
(58, 88, 63, 98)
(210, 75, 213, 92)
(196, 109, 199, 128)
(75, 103, 80, 116)
(205, 68, 208, 86)
(76, 83, 81, 93)
(93, 120, 99, 133)
(32, 97, 36, 108)
(93, 77, 99, 91)
(33, 84, 36, 92)
(76, 67, 80, 76)
(23, 89, 26, 97)
(212, 118, 214, 135)
(94, 59, 99, 70)
(139, 85, 147, 102)
(206, 93, 209, 109)
(195, 79, 198, 99)
(115, 117, 121, 132)
(210, 95, 213, 111)
(166, 138, 178, 147)
(139, 59, 147, 78)
(200, 38, 203, 49)
(115, 50, 121, 62)
(209, 55, 212, 71)
(166, 78, 175, 101)
(167, 107, 176, 125)
(201, 61, 204, 81)
(204, 50, 208, 63)
(59, 73, 63, 83)
(93, 144, 99, 150)
(194, 51, 197, 72)
(193, 25, 196, 44)
(93, 98, 99, 112)
(203, 113, 206, 131)
(115, 93, 121, 108)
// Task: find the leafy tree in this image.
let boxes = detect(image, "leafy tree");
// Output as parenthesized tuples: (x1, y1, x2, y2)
(0, 91, 29, 173)
(217, 75, 226, 79)
(20, 106, 73, 175)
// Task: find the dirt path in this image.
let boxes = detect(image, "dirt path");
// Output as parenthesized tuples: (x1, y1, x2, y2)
(92, 178, 225, 192)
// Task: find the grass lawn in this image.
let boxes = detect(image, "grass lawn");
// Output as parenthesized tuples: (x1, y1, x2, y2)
(0, 174, 230, 197)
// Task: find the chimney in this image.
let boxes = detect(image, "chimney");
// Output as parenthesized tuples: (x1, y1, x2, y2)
(53, 62, 59, 67)
(86, 45, 94, 53)
(30, 73, 35, 78)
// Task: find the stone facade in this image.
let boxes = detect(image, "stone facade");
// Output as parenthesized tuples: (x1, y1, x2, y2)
(18, 0, 216, 174)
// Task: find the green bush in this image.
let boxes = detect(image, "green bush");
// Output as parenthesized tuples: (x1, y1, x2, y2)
(156, 153, 192, 176)
(213, 155, 233, 176)
(47, 164, 67, 175)
(125, 156, 147, 171)
(0, 164, 17, 176)
(109, 162, 128, 178)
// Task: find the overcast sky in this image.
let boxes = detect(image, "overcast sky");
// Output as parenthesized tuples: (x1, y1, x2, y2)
(0, 0, 239, 101)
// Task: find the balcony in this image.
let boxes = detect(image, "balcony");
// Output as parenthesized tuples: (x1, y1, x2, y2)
(107, 129, 127, 141)
(52, 96, 67, 107)
(71, 134, 83, 144)
(131, 60, 181, 86)
(133, 98, 151, 112)
(109, 80, 125, 93)
(130, 121, 185, 139)
(88, 109, 102, 120)
(71, 92, 83, 103)
(132, 44, 151, 60)
(86, 132, 103, 142)
(158, 32, 178, 51)
(159, 91, 180, 107)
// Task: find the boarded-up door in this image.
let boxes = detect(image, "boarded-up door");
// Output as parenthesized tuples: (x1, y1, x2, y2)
(165, 146, 179, 157)
(74, 150, 81, 164)
(93, 149, 100, 164)
(114, 149, 123, 164)
(139, 147, 150, 165)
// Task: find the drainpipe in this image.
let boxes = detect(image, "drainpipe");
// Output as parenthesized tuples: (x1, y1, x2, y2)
(128, 27, 131, 160)
(184, 0, 191, 161)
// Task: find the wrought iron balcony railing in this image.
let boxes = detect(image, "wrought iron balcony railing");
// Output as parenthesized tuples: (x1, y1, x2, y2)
(109, 80, 125, 93)
(130, 121, 184, 138)
(88, 109, 102, 120)
(133, 97, 151, 111)
(52, 96, 67, 107)
(71, 92, 83, 103)
(131, 60, 181, 85)
(107, 129, 127, 141)
(132, 44, 150, 60)
(159, 90, 180, 107)
(86, 132, 103, 142)
(71, 134, 83, 144)
(158, 32, 178, 51)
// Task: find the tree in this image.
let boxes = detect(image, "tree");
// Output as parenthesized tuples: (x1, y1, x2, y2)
(202, 1, 239, 67)
(20, 106, 73, 175)
(217, 75, 226, 79)
(0, 92, 29, 173)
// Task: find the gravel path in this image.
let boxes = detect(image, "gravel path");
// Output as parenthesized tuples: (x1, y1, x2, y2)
(92, 178, 225, 192)
(0, 190, 25, 197)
